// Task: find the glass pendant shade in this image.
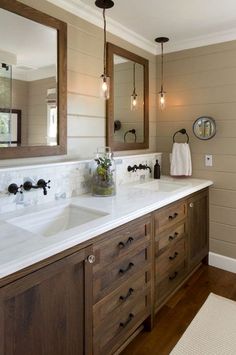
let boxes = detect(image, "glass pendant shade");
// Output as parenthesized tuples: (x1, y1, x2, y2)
(100, 74, 110, 99)
(95, 0, 114, 101)
(155, 37, 169, 111)
(158, 90, 166, 111)
(130, 92, 138, 111)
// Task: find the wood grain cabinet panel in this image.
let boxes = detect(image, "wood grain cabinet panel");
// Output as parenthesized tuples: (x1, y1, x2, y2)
(93, 270, 151, 328)
(0, 247, 93, 355)
(156, 222, 186, 253)
(156, 261, 187, 304)
(93, 215, 151, 273)
(154, 189, 209, 309)
(93, 215, 153, 354)
(155, 201, 187, 234)
(156, 238, 186, 279)
(187, 189, 209, 270)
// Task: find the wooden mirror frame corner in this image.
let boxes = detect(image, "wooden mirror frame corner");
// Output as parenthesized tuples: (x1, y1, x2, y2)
(106, 42, 149, 151)
(0, 0, 67, 159)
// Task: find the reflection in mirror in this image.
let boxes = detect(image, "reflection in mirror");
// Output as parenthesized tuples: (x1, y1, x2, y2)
(0, 7, 57, 148)
(107, 43, 149, 151)
(193, 116, 216, 140)
(113, 55, 144, 144)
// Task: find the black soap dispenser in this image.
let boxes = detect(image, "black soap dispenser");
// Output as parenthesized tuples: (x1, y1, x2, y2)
(154, 160, 161, 179)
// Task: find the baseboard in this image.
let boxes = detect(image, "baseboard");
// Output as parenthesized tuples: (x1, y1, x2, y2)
(209, 252, 236, 273)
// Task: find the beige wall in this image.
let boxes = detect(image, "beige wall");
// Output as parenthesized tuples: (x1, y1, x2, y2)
(156, 41, 236, 259)
(0, 0, 156, 167)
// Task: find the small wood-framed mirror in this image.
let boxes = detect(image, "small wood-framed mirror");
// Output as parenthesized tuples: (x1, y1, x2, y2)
(0, 0, 67, 159)
(106, 43, 149, 151)
(193, 116, 216, 140)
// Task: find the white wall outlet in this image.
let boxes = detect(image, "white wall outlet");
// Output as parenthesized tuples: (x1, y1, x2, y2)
(205, 154, 213, 167)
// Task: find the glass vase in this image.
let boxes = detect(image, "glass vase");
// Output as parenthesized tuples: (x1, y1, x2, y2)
(92, 147, 116, 197)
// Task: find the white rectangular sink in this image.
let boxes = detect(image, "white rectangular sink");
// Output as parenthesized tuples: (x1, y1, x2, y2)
(7, 204, 107, 237)
(134, 180, 186, 193)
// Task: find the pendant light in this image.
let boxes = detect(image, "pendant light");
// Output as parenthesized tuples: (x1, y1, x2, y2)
(95, 0, 114, 100)
(155, 37, 169, 111)
(131, 63, 138, 110)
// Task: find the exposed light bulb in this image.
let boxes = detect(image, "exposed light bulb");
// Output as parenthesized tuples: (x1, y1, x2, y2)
(100, 74, 110, 99)
(131, 93, 138, 111)
(159, 91, 166, 111)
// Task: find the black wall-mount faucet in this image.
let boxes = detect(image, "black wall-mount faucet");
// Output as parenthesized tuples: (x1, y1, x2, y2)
(127, 164, 152, 173)
(23, 179, 51, 195)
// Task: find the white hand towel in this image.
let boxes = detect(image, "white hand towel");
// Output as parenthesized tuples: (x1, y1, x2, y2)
(170, 143, 192, 176)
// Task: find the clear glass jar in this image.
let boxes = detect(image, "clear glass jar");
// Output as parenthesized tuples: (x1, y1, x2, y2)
(91, 147, 116, 197)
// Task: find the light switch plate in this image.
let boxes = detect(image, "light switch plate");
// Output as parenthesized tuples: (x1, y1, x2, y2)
(205, 154, 213, 167)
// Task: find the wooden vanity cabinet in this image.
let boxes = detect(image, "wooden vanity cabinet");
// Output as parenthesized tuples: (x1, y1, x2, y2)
(187, 189, 209, 270)
(0, 246, 93, 355)
(154, 200, 188, 308)
(154, 189, 209, 309)
(0, 188, 209, 355)
(92, 215, 153, 355)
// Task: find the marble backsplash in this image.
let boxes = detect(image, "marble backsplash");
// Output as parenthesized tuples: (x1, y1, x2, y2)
(0, 153, 162, 213)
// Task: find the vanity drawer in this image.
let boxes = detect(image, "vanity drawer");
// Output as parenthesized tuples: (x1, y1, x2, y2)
(93, 215, 151, 273)
(93, 244, 151, 303)
(93, 292, 151, 355)
(156, 222, 186, 254)
(93, 269, 151, 328)
(155, 201, 186, 234)
(156, 238, 186, 279)
(156, 261, 187, 306)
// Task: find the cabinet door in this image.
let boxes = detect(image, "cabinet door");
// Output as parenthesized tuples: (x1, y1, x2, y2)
(187, 189, 209, 269)
(0, 247, 93, 355)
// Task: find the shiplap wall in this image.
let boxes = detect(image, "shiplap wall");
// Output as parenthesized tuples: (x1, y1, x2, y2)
(1, 0, 157, 168)
(156, 41, 236, 258)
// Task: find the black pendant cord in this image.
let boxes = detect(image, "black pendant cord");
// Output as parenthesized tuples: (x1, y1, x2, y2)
(103, 8, 107, 76)
(161, 42, 164, 92)
(133, 63, 136, 95)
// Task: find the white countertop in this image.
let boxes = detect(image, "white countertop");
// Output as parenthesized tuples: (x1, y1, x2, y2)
(0, 176, 213, 279)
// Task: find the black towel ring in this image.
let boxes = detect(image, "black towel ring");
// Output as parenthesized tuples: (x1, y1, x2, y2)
(173, 128, 189, 143)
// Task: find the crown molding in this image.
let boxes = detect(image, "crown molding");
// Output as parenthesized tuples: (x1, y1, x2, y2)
(165, 28, 236, 54)
(46, 0, 157, 54)
(46, 0, 236, 55)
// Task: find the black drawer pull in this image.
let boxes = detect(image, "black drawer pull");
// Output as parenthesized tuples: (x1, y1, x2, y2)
(119, 262, 134, 275)
(120, 313, 134, 328)
(169, 232, 179, 241)
(169, 271, 178, 280)
(119, 288, 134, 301)
(169, 212, 178, 220)
(118, 237, 134, 249)
(169, 252, 178, 260)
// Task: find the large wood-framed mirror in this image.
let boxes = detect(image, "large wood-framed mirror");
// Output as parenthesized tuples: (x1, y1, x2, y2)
(0, 0, 67, 159)
(106, 43, 149, 151)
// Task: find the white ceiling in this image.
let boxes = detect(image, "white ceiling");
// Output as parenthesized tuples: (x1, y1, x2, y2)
(48, 0, 236, 54)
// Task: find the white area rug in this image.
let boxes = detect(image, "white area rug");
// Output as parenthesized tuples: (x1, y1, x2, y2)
(170, 293, 236, 355)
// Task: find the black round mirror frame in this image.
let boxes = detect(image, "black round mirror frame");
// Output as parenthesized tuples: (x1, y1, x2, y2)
(193, 116, 216, 140)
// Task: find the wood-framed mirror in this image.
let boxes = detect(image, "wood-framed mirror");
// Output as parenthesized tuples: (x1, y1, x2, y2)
(0, 0, 67, 159)
(106, 43, 149, 151)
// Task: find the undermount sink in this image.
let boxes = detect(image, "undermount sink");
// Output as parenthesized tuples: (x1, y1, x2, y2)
(134, 180, 187, 193)
(7, 204, 107, 237)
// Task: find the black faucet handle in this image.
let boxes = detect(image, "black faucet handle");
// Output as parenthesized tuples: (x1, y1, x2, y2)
(37, 179, 50, 187)
(8, 183, 23, 195)
(37, 179, 51, 195)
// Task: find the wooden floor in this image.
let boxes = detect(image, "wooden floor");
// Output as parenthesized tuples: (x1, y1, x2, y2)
(121, 265, 236, 355)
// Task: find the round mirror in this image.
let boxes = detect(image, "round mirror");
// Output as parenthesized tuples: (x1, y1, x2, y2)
(193, 116, 216, 140)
